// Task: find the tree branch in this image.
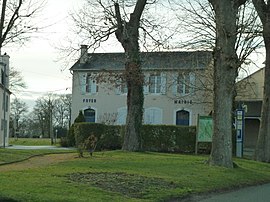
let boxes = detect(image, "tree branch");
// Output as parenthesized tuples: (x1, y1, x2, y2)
(252, 0, 268, 24)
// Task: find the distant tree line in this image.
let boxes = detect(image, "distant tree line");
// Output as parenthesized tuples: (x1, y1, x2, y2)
(9, 94, 72, 140)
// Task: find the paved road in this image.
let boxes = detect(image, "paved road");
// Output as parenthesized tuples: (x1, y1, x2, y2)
(6, 145, 75, 150)
(186, 183, 270, 202)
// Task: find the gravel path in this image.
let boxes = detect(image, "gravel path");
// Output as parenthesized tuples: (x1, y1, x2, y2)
(0, 153, 77, 172)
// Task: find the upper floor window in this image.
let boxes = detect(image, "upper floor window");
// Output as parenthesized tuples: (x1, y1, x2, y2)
(116, 81, 128, 95)
(173, 72, 195, 95)
(144, 73, 166, 95)
(80, 73, 98, 95)
(149, 74, 161, 93)
(86, 74, 98, 94)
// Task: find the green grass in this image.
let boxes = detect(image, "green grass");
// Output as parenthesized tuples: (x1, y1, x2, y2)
(9, 138, 60, 146)
(1, 151, 270, 201)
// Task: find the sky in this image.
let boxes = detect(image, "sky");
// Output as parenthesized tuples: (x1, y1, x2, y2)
(5, 0, 83, 107)
(3, 0, 266, 108)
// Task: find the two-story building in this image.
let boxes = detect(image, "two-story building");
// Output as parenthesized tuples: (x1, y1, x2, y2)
(236, 68, 264, 149)
(70, 45, 213, 126)
(0, 54, 11, 147)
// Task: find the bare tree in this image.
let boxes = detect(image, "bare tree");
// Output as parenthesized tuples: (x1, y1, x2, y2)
(0, 0, 45, 53)
(252, 0, 270, 163)
(207, 0, 247, 168)
(170, 0, 263, 106)
(9, 97, 28, 137)
(170, 0, 263, 167)
(9, 66, 26, 93)
(54, 94, 72, 128)
(172, 0, 262, 58)
(66, 0, 175, 151)
(33, 94, 55, 143)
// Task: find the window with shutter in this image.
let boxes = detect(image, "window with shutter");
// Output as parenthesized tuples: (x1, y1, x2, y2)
(144, 107, 162, 124)
(175, 72, 195, 95)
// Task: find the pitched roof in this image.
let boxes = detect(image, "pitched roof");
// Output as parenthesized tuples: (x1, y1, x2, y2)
(70, 51, 212, 71)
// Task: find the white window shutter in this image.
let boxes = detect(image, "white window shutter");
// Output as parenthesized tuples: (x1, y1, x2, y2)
(144, 73, 149, 95)
(90, 80, 97, 94)
(161, 73, 166, 94)
(80, 73, 87, 95)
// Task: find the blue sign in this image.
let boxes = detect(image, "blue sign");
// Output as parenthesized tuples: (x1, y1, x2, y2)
(235, 109, 245, 157)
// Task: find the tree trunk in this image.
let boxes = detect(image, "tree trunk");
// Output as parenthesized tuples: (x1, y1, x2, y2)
(114, 1, 146, 151)
(123, 59, 144, 151)
(254, 18, 270, 162)
(208, 0, 243, 168)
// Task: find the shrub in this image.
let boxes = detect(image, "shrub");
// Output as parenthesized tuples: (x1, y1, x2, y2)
(61, 111, 86, 147)
(141, 125, 196, 153)
(73, 123, 197, 153)
(74, 110, 85, 123)
(73, 123, 122, 153)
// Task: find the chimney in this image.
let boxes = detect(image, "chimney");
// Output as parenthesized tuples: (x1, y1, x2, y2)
(80, 45, 88, 64)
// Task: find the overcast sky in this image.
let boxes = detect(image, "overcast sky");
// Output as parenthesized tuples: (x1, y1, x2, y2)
(5, 0, 82, 107)
(4, 0, 265, 108)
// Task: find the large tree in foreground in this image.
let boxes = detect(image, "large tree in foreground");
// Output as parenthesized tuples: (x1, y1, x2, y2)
(170, 0, 262, 108)
(252, 0, 270, 162)
(114, 1, 146, 151)
(208, 0, 247, 168)
(68, 0, 172, 151)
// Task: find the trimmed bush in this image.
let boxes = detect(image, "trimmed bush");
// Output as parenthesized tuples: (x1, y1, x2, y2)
(60, 124, 76, 147)
(60, 111, 86, 147)
(73, 123, 197, 153)
(73, 123, 122, 152)
(65, 122, 237, 156)
(141, 125, 196, 153)
(74, 110, 85, 123)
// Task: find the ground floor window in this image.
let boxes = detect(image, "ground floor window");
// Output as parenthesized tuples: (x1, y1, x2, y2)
(176, 110, 190, 126)
(84, 108, 96, 123)
(144, 107, 162, 124)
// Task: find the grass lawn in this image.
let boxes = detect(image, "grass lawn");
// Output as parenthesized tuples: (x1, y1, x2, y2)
(9, 138, 60, 146)
(1, 150, 270, 201)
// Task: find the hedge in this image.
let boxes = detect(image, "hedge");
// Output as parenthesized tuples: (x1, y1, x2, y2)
(64, 123, 237, 155)
(73, 123, 122, 151)
(141, 125, 196, 153)
(71, 123, 197, 153)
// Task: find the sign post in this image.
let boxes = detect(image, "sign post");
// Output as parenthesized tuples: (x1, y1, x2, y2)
(235, 109, 245, 158)
(196, 115, 213, 154)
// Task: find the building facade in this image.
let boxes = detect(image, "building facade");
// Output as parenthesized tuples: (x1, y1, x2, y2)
(0, 54, 11, 147)
(236, 68, 264, 149)
(70, 46, 212, 126)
